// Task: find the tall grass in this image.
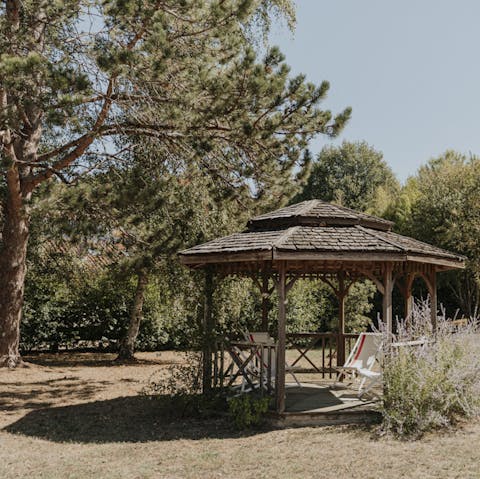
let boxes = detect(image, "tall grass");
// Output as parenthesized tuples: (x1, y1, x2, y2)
(380, 301, 480, 438)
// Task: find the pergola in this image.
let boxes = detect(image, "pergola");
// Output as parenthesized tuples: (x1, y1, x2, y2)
(179, 200, 465, 414)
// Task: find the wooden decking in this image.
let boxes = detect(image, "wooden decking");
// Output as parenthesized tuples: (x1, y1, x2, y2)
(268, 382, 381, 427)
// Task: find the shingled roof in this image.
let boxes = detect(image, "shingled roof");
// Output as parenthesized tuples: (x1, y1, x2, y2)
(248, 200, 394, 231)
(179, 200, 466, 270)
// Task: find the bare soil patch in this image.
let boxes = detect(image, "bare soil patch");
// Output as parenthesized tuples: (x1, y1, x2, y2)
(1, 351, 479, 479)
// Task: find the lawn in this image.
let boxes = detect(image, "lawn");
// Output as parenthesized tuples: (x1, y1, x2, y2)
(1, 352, 479, 479)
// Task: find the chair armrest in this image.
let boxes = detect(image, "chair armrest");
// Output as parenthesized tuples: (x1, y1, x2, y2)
(357, 368, 382, 378)
(391, 339, 427, 348)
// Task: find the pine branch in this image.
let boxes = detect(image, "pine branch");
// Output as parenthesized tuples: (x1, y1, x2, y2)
(24, 76, 116, 191)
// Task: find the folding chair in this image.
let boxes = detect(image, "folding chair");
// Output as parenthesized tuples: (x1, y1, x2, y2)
(335, 332, 383, 398)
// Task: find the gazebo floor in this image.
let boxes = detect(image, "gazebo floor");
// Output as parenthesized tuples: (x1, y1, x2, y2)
(268, 382, 381, 427)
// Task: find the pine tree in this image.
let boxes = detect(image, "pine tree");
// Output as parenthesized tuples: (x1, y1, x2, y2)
(0, 0, 350, 367)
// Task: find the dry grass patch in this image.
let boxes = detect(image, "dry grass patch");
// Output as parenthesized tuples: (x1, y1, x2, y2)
(0, 352, 479, 479)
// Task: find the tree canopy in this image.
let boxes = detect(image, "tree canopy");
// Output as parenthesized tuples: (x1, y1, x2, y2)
(294, 141, 399, 215)
(388, 151, 480, 316)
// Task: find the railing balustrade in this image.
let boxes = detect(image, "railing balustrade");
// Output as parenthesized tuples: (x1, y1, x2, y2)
(286, 332, 359, 378)
(210, 332, 360, 389)
(211, 340, 277, 393)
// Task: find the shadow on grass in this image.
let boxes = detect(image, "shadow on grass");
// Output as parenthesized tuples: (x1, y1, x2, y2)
(22, 353, 175, 368)
(4, 394, 265, 443)
(0, 377, 111, 413)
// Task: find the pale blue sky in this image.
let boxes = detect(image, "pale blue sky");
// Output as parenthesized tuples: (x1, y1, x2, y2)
(272, 0, 480, 182)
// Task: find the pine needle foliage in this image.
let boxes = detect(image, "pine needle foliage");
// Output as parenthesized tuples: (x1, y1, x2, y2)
(1, 0, 351, 365)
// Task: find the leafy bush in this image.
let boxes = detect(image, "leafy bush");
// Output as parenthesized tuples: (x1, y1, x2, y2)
(228, 394, 271, 430)
(380, 302, 480, 438)
(143, 352, 203, 398)
(142, 352, 226, 418)
(143, 353, 271, 426)
(21, 255, 201, 351)
(22, 267, 134, 351)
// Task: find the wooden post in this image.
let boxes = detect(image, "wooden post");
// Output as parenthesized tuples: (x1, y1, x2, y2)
(397, 272, 415, 325)
(202, 267, 215, 394)
(382, 263, 394, 337)
(429, 268, 438, 332)
(275, 261, 287, 414)
(261, 273, 269, 331)
(337, 272, 346, 368)
(403, 273, 415, 320)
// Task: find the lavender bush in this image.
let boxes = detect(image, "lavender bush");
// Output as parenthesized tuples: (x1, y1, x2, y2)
(380, 301, 480, 438)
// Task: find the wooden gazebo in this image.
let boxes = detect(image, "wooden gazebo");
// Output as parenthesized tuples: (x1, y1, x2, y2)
(179, 200, 465, 415)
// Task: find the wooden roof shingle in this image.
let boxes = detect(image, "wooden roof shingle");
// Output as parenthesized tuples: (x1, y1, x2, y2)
(248, 200, 394, 231)
(179, 200, 466, 270)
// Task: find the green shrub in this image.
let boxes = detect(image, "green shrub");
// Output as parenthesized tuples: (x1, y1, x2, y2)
(143, 353, 227, 418)
(143, 352, 203, 397)
(380, 303, 480, 438)
(228, 394, 270, 430)
(21, 257, 200, 351)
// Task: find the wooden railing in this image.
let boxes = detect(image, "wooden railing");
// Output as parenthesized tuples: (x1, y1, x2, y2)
(286, 332, 337, 377)
(210, 332, 361, 388)
(211, 340, 277, 393)
(286, 332, 359, 378)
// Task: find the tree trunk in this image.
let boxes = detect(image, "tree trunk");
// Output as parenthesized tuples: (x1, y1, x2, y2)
(0, 174, 30, 368)
(117, 270, 149, 361)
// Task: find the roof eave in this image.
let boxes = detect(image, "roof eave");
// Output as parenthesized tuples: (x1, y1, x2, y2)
(272, 250, 406, 262)
(179, 250, 466, 269)
(405, 254, 466, 270)
(178, 250, 272, 265)
(272, 250, 465, 269)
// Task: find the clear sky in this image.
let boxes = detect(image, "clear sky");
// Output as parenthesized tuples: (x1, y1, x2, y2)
(271, 0, 480, 182)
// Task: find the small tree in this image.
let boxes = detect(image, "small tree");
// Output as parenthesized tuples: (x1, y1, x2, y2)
(294, 140, 399, 215)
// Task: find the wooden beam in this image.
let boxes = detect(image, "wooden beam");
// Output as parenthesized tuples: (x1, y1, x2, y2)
(286, 275, 299, 293)
(180, 249, 464, 272)
(318, 275, 338, 296)
(337, 295, 346, 368)
(357, 269, 385, 295)
(179, 250, 272, 265)
(417, 271, 433, 293)
(402, 273, 415, 320)
(405, 255, 465, 270)
(261, 273, 270, 331)
(382, 263, 394, 337)
(336, 272, 348, 368)
(202, 267, 215, 394)
(275, 261, 287, 414)
(429, 268, 438, 332)
(274, 251, 406, 262)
